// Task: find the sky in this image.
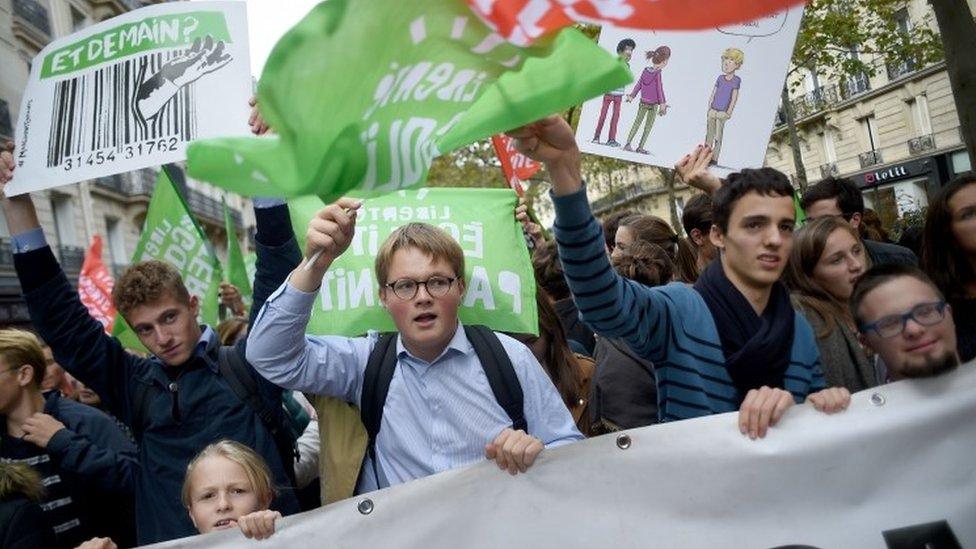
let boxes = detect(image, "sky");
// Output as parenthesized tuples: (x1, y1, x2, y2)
(233, 0, 321, 78)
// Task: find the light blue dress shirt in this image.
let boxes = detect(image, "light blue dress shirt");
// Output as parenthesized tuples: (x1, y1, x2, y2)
(246, 281, 583, 491)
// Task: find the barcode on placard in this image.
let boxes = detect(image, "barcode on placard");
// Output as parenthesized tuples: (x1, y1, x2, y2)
(46, 50, 197, 169)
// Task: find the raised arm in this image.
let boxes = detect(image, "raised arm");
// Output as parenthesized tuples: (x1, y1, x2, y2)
(246, 198, 371, 400)
(1, 144, 140, 422)
(504, 117, 672, 362)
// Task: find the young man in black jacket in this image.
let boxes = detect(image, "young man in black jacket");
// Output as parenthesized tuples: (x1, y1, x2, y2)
(0, 106, 303, 543)
(0, 329, 137, 548)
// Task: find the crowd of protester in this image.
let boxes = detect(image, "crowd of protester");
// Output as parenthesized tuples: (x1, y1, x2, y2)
(0, 105, 971, 547)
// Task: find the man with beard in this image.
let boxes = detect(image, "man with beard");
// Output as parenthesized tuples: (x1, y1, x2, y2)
(851, 265, 963, 379)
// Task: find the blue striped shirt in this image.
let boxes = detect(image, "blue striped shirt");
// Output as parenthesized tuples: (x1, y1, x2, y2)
(552, 187, 826, 422)
(246, 281, 583, 491)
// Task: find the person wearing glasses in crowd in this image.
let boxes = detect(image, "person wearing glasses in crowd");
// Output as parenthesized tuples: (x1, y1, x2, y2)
(851, 264, 964, 381)
(245, 207, 582, 496)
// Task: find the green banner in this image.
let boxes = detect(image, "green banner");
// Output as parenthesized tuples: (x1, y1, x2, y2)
(41, 11, 232, 78)
(222, 196, 252, 307)
(186, 0, 630, 200)
(113, 169, 224, 350)
(288, 188, 538, 337)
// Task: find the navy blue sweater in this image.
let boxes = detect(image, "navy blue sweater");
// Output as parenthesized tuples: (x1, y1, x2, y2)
(1, 391, 137, 547)
(14, 204, 302, 544)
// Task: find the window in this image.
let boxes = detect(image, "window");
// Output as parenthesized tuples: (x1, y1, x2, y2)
(845, 49, 870, 96)
(822, 130, 837, 163)
(911, 95, 931, 136)
(861, 115, 880, 151)
(70, 6, 90, 32)
(803, 68, 821, 95)
(51, 194, 77, 247)
(105, 217, 127, 266)
(894, 8, 911, 34)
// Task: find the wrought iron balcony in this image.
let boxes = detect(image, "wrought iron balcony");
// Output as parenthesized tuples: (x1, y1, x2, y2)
(886, 58, 918, 82)
(59, 245, 85, 272)
(843, 75, 871, 99)
(0, 238, 14, 270)
(0, 100, 12, 141)
(790, 84, 842, 120)
(591, 184, 649, 213)
(819, 162, 839, 179)
(94, 169, 155, 197)
(859, 150, 884, 169)
(12, 0, 51, 42)
(908, 134, 936, 156)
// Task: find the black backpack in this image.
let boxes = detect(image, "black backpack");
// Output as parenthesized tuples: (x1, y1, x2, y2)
(359, 325, 527, 487)
(131, 341, 299, 487)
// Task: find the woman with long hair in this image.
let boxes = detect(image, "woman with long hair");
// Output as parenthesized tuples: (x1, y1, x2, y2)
(921, 174, 976, 362)
(509, 289, 594, 436)
(613, 214, 697, 282)
(785, 217, 881, 391)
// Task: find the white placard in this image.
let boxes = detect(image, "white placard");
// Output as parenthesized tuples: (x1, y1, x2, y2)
(152, 363, 976, 548)
(8, 1, 251, 196)
(576, 7, 803, 175)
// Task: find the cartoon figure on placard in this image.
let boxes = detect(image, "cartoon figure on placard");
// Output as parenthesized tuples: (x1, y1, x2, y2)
(704, 48, 744, 165)
(623, 46, 670, 155)
(592, 38, 636, 147)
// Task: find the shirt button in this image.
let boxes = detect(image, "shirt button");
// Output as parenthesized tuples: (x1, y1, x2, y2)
(168, 382, 178, 392)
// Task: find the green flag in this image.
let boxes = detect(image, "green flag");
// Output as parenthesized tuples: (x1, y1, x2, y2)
(288, 188, 538, 337)
(113, 170, 224, 351)
(186, 0, 630, 199)
(222, 196, 252, 306)
(793, 188, 807, 228)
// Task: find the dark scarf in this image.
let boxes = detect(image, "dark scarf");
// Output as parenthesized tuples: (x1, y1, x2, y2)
(694, 260, 795, 399)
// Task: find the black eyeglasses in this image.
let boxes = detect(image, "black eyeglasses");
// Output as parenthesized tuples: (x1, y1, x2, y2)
(859, 301, 948, 338)
(384, 276, 457, 300)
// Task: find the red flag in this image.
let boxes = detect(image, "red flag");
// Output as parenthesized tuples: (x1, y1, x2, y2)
(491, 134, 541, 196)
(468, 0, 805, 46)
(78, 235, 117, 333)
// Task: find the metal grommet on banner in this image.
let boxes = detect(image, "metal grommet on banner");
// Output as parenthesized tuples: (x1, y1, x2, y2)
(357, 499, 374, 515)
(870, 393, 886, 406)
(616, 434, 632, 450)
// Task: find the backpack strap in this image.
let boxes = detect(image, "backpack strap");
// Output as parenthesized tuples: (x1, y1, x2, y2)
(217, 345, 299, 480)
(465, 325, 527, 433)
(360, 333, 399, 461)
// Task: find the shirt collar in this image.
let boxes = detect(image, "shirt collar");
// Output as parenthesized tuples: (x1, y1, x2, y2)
(395, 321, 474, 365)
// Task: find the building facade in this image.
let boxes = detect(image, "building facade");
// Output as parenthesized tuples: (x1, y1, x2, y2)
(0, 0, 252, 327)
(766, 0, 971, 232)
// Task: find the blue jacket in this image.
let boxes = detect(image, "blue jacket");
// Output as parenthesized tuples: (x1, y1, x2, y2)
(552, 188, 826, 422)
(14, 204, 302, 544)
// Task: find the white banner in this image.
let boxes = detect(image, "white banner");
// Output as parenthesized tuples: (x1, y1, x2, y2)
(8, 1, 251, 196)
(154, 364, 976, 548)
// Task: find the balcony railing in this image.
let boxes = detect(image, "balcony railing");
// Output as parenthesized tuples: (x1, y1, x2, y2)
(185, 188, 243, 228)
(0, 238, 14, 270)
(908, 134, 936, 156)
(591, 183, 651, 213)
(94, 169, 155, 197)
(859, 149, 884, 168)
(59, 245, 85, 272)
(790, 84, 842, 120)
(843, 75, 871, 99)
(886, 58, 918, 82)
(12, 0, 51, 37)
(819, 162, 839, 179)
(0, 100, 12, 140)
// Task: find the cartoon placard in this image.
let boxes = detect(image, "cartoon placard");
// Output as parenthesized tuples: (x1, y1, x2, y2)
(7, 1, 251, 196)
(576, 6, 803, 175)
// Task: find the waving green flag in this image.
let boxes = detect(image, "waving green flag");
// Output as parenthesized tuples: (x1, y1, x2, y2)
(222, 196, 252, 306)
(186, 0, 629, 199)
(113, 169, 224, 350)
(288, 188, 537, 337)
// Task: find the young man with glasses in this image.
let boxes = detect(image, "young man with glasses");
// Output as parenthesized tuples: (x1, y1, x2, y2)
(800, 177, 917, 267)
(851, 264, 963, 380)
(246, 205, 582, 495)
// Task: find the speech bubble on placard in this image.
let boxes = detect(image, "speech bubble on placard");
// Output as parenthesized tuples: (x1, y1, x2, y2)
(717, 11, 788, 39)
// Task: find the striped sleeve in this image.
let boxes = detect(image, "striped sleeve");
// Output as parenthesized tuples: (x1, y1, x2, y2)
(550, 186, 670, 363)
